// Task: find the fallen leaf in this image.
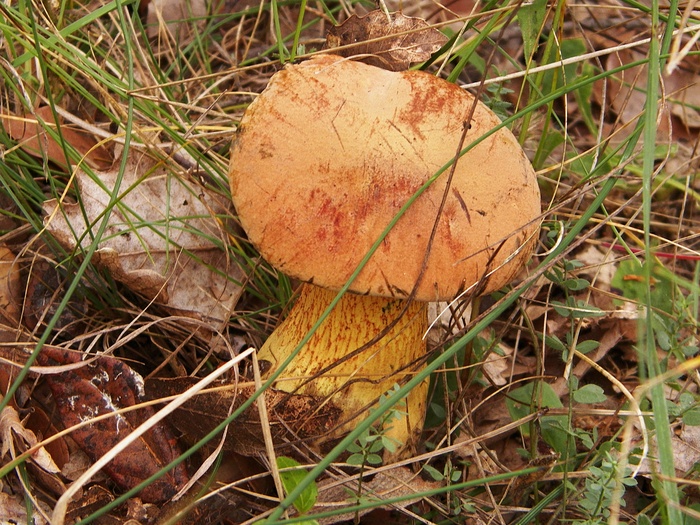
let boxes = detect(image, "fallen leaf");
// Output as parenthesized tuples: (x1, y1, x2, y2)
(0, 245, 21, 325)
(146, 376, 343, 456)
(43, 150, 244, 332)
(324, 10, 447, 71)
(0, 320, 35, 422)
(24, 407, 70, 471)
(665, 67, 700, 129)
(36, 347, 189, 503)
(626, 383, 700, 477)
(603, 48, 667, 129)
(594, 42, 700, 143)
(0, 387, 68, 499)
(0, 492, 49, 525)
(12, 403, 72, 500)
(481, 337, 515, 387)
(456, 441, 504, 477)
(0, 394, 61, 474)
(144, 0, 207, 40)
(633, 429, 700, 475)
(1, 105, 112, 170)
(575, 244, 617, 292)
(23, 258, 88, 336)
(0, 193, 20, 232)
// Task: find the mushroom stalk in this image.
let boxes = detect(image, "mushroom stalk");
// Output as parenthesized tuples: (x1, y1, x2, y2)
(257, 283, 429, 450)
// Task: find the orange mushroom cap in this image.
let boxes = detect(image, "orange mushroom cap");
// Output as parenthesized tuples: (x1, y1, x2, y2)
(230, 54, 541, 301)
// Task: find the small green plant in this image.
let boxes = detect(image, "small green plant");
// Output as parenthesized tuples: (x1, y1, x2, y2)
(544, 258, 605, 322)
(483, 81, 514, 121)
(671, 392, 700, 426)
(544, 331, 600, 363)
(545, 258, 589, 292)
(422, 462, 463, 483)
(345, 430, 386, 468)
(273, 456, 319, 525)
(345, 385, 407, 467)
(505, 380, 573, 461)
(572, 451, 637, 524)
(612, 257, 699, 364)
(342, 385, 407, 522)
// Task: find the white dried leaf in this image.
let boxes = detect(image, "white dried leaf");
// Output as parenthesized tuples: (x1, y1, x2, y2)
(43, 151, 243, 332)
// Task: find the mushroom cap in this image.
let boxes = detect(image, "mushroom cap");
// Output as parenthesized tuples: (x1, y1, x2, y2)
(230, 54, 541, 301)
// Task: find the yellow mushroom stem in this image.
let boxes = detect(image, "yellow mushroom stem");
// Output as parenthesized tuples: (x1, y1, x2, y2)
(257, 282, 429, 452)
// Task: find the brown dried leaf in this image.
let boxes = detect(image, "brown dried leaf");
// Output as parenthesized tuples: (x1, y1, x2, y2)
(0, 333, 33, 419)
(36, 347, 189, 503)
(65, 485, 116, 525)
(0, 492, 49, 525)
(59, 438, 93, 482)
(146, 377, 343, 456)
(23, 259, 88, 335)
(0, 246, 21, 325)
(43, 150, 244, 332)
(0, 397, 61, 474)
(24, 406, 70, 471)
(594, 44, 700, 143)
(633, 426, 700, 475)
(324, 10, 447, 71)
(665, 67, 700, 128)
(144, 0, 207, 40)
(603, 49, 660, 128)
(2, 106, 112, 170)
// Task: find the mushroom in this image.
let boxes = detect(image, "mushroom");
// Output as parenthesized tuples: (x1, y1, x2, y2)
(229, 54, 541, 452)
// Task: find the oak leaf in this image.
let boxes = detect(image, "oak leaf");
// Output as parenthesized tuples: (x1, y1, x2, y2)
(37, 347, 189, 503)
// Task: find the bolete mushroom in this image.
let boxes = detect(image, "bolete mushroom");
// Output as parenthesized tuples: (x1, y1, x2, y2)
(229, 54, 541, 453)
